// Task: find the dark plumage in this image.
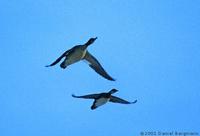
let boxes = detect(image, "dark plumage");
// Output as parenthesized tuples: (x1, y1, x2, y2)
(46, 37, 115, 81)
(72, 89, 137, 110)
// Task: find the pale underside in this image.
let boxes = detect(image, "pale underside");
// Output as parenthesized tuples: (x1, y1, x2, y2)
(63, 48, 87, 66)
(94, 97, 110, 107)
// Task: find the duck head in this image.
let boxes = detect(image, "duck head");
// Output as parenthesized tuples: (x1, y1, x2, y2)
(108, 89, 118, 94)
(84, 37, 98, 47)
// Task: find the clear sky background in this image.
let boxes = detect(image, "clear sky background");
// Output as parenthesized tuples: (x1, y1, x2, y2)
(0, 0, 200, 136)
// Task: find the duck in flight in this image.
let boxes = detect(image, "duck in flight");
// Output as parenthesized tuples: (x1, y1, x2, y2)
(72, 89, 137, 110)
(45, 37, 115, 81)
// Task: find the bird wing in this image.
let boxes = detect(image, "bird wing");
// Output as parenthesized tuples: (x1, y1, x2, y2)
(45, 48, 73, 67)
(109, 96, 137, 104)
(72, 93, 100, 99)
(83, 51, 115, 81)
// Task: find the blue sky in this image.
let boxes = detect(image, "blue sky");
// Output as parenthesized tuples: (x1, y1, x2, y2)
(0, 0, 200, 135)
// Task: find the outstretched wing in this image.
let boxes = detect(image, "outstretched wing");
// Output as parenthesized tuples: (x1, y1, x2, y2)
(45, 48, 72, 67)
(72, 93, 100, 99)
(110, 96, 137, 104)
(83, 51, 115, 81)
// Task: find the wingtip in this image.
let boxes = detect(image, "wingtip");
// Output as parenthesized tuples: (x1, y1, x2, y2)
(111, 78, 116, 81)
(132, 100, 137, 104)
(107, 77, 116, 81)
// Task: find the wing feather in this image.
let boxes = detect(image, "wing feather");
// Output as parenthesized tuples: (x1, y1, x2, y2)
(72, 93, 100, 99)
(110, 96, 137, 104)
(45, 49, 72, 67)
(83, 51, 115, 81)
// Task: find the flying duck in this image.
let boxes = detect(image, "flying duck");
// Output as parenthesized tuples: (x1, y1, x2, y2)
(72, 89, 137, 110)
(45, 37, 115, 81)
